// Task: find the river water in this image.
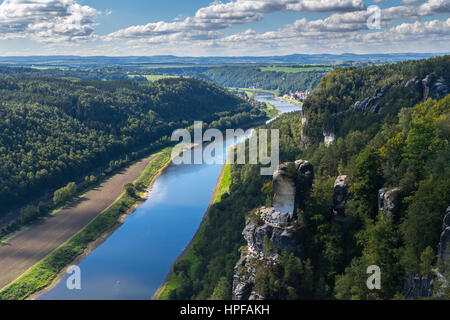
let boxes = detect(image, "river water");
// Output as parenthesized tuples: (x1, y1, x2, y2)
(39, 94, 300, 300)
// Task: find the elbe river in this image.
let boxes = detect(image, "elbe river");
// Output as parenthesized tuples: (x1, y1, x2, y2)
(39, 95, 300, 300)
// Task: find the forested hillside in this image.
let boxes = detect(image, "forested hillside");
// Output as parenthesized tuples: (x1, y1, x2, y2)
(164, 56, 449, 300)
(199, 66, 326, 94)
(0, 76, 265, 215)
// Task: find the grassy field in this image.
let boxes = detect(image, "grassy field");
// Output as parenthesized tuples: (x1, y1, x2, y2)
(229, 87, 279, 96)
(260, 65, 333, 73)
(263, 103, 280, 118)
(155, 163, 232, 300)
(0, 148, 172, 300)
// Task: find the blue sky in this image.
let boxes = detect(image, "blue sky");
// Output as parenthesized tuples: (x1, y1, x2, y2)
(0, 0, 449, 56)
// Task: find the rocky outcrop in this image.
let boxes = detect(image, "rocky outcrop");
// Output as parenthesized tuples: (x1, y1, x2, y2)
(352, 85, 391, 114)
(403, 206, 450, 299)
(378, 187, 402, 216)
(438, 207, 450, 269)
(273, 165, 296, 215)
(405, 73, 449, 100)
(405, 76, 422, 94)
(301, 113, 309, 147)
(402, 275, 434, 299)
(232, 161, 313, 300)
(323, 130, 336, 147)
(333, 175, 352, 220)
(422, 73, 448, 100)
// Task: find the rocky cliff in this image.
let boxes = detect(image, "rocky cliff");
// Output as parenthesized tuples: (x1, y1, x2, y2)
(232, 160, 313, 300)
(405, 72, 449, 100)
(403, 206, 450, 299)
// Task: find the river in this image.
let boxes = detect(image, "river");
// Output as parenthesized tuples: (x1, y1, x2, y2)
(39, 94, 301, 300)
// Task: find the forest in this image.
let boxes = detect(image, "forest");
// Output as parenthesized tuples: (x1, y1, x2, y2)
(164, 56, 450, 300)
(0, 75, 266, 217)
(198, 66, 327, 94)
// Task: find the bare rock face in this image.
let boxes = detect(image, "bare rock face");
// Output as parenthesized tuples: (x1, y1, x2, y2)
(273, 164, 296, 215)
(352, 85, 391, 114)
(323, 130, 336, 147)
(403, 275, 434, 299)
(378, 188, 402, 215)
(405, 76, 422, 94)
(232, 161, 312, 300)
(422, 73, 449, 100)
(405, 73, 449, 100)
(301, 113, 309, 147)
(295, 160, 314, 209)
(333, 175, 352, 218)
(404, 206, 450, 299)
(272, 160, 314, 216)
(439, 207, 450, 268)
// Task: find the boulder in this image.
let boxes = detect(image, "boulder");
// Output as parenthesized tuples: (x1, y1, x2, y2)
(378, 187, 402, 215)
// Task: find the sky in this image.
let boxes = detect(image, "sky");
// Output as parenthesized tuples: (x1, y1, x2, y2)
(0, 0, 449, 56)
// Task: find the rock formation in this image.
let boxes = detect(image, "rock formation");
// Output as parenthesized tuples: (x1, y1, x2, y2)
(333, 175, 352, 221)
(405, 73, 449, 100)
(351, 85, 391, 114)
(323, 130, 336, 147)
(403, 206, 450, 299)
(402, 274, 434, 299)
(439, 207, 450, 269)
(232, 160, 313, 300)
(378, 187, 402, 216)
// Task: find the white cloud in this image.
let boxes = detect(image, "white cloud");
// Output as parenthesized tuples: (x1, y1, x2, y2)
(105, 0, 367, 40)
(418, 0, 450, 15)
(0, 0, 98, 42)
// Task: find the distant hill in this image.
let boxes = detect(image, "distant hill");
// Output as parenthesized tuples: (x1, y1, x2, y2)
(0, 53, 447, 67)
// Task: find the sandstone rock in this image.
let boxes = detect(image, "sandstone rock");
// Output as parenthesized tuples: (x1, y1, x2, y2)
(352, 85, 391, 114)
(439, 228, 450, 266)
(323, 131, 336, 147)
(333, 175, 351, 217)
(443, 206, 450, 230)
(438, 207, 450, 268)
(273, 164, 296, 215)
(403, 274, 434, 299)
(295, 160, 314, 209)
(405, 76, 422, 94)
(422, 73, 449, 100)
(378, 187, 402, 215)
(233, 161, 312, 300)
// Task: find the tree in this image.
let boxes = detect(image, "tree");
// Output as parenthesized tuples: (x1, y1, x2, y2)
(210, 277, 231, 300)
(124, 183, 136, 197)
(350, 148, 383, 221)
(53, 182, 77, 206)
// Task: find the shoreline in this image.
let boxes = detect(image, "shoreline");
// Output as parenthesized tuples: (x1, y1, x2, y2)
(1, 119, 266, 301)
(0, 148, 174, 300)
(152, 164, 228, 300)
(29, 148, 179, 300)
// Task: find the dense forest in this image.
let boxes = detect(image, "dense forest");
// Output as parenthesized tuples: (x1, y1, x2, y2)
(198, 66, 327, 94)
(165, 56, 449, 300)
(0, 75, 266, 216)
